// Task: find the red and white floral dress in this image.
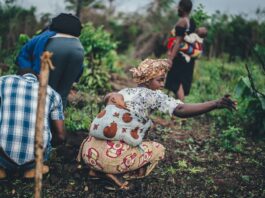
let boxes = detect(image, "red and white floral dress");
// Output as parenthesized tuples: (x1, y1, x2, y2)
(77, 87, 182, 178)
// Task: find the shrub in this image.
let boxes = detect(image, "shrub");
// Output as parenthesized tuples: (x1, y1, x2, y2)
(0, 33, 29, 76)
(233, 76, 265, 136)
(219, 126, 246, 152)
(187, 56, 264, 138)
(78, 23, 118, 94)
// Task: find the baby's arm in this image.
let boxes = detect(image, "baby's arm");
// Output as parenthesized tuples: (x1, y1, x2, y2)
(184, 33, 200, 44)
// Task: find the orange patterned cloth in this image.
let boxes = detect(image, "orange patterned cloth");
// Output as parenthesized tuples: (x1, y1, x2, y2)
(77, 136, 165, 178)
(130, 59, 170, 84)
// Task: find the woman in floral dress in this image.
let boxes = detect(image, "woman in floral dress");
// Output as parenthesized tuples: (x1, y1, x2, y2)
(77, 59, 236, 190)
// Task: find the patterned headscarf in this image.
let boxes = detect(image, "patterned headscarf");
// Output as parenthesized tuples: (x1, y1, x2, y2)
(130, 58, 170, 84)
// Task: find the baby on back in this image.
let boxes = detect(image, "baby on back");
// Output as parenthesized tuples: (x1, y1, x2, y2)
(184, 27, 207, 44)
(104, 92, 127, 109)
(167, 27, 208, 62)
(89, 92, 151, 146)
(179, 27, 207, 62)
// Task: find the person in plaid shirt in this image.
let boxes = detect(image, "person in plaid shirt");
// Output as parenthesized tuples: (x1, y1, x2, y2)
(0, 69, 65, 179)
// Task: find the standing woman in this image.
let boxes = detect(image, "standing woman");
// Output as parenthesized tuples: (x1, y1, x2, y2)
(165, 0, 195, 101)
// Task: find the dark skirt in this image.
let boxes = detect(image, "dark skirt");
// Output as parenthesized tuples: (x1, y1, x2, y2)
(165, 53, 195, 95)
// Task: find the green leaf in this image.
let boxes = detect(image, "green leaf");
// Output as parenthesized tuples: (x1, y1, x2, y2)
(18, 34, 29, 44)
(257, 94, 265, 110)
(235, 77, 252, 97)
(178, 160, 188, 169)
(241, 175, 250, 182)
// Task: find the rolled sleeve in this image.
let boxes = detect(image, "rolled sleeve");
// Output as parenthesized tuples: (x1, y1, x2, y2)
(154, 90, 183, 116)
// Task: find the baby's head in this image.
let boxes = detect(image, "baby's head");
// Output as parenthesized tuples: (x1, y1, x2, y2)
(196, 27, 207, 38)
(104, 92, 126, 109)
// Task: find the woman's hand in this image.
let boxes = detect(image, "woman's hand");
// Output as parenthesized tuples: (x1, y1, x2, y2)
(215, 94, 237, 111)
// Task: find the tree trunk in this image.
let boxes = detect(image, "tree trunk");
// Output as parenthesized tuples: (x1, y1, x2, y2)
(34, 51, 54, 198)
(76, 0, 83, 17)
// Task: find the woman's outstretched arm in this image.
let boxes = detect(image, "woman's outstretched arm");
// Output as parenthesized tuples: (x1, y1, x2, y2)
(173, 95, 237, 118)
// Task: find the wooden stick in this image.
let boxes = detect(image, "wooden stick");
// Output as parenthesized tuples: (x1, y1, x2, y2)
(34, 51, 54, 198)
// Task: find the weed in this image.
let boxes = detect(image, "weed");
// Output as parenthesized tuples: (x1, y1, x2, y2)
(219, 126, 246, 152)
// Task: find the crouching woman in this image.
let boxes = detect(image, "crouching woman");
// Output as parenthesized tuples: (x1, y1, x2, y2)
(77, 59, 236, 190)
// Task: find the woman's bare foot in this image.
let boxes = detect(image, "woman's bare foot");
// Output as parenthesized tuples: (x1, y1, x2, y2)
(106, 173, 129, 190)
(88, 169, 129, 190)
(123, 165, 148, 180)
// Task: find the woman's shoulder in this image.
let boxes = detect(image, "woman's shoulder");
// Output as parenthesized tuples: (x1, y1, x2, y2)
(119, 86, 149, 92)
(119, 87, 159, 98)
(118, 87, 140, 95)
(139, 88, 168, 100)
(176, 17, 189, 28)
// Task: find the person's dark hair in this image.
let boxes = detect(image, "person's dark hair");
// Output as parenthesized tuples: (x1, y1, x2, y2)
(179, 0, 193, 13)
(17, 68, 38, 77)
(49, 13, 82, 37)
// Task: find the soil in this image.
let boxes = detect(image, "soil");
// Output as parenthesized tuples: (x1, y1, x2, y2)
(1, 74, 265, 197)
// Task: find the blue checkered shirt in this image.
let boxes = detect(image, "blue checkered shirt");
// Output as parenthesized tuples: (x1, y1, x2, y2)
(0, 74, 64, 165)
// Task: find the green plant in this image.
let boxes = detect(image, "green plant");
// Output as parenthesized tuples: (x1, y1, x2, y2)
(220, 126, 246, 152)
(234, 77, 265, 136)
(64, 104, 100, 132)
(78, 23, 118, 94)
(77, 64, 111, 94)
(18, 33, 30, 44)
(163, 165, 177, 175)
(241, 175, 250, 183)
(163, 160, 205, 175)
(187, 57, 265, 138)
(192, 4, 210, 27)
(0, 33, 28, 76)
(189, 167, 205, 174)
(178, 160, 188, 169)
